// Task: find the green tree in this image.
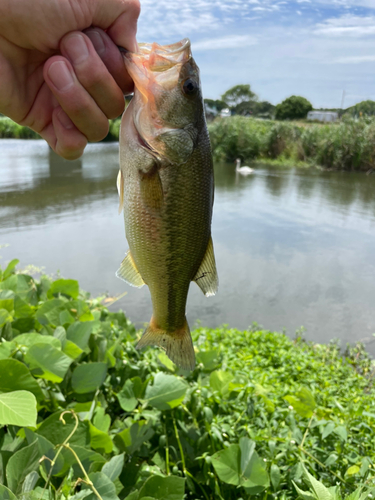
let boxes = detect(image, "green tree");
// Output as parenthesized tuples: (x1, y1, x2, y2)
(275, 95, 313, 120)
(221, 85, 257, 109)
(345, 100, 375, 117)
(204, 99, 228, 112)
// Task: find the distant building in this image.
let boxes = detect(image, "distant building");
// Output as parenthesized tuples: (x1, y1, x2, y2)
(220, 108, 231, 118)
(307, 111, 338, 122)
(204, 103, 218, 121)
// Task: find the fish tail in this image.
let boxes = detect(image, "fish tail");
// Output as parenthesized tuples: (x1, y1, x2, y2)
(136, 316, 195, 371)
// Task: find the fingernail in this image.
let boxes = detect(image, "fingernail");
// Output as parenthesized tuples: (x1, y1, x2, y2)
(64, 33, 89, 65)
(57, 109, 74, 129)
(86, 30, 106, 56)
(48, 61, 74, 91)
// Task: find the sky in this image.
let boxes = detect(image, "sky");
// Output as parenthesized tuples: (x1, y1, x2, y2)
(136, 0, 375, 109)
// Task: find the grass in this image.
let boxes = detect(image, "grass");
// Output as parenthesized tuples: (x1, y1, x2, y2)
(0, 259, 375, 499)
(2, 114, 375, 171)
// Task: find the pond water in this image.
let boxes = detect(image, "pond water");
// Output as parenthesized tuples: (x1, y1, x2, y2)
(1, 139, 375, 352)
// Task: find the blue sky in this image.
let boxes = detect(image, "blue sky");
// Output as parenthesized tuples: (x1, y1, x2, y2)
(136, 0, 375, 108)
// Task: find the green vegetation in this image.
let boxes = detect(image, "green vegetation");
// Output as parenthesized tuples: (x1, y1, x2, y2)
(0, 116, 40, 139)
(0, 260, 375, 499)
(275, 96, 313, 121)
(208, 115, 375, 171)
(345, 100, 375, 118)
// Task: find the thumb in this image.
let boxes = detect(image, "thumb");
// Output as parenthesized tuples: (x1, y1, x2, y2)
(90, 0, 140, 51)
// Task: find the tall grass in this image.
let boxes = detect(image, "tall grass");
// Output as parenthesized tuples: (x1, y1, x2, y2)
(2, 113, 375, 171)
(208, 116, 375, 171)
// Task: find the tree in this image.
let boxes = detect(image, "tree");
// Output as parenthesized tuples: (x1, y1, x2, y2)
(275, 96, 313, 120)
(345, 100, 375, 117)
(221, 85, 257, 109)
(203, 99, 228, 112)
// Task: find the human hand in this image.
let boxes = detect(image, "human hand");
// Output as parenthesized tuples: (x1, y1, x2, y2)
(0, 0, 140, 159)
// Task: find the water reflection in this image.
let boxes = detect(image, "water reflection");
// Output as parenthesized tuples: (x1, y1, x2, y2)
(1, 140, 375, 352)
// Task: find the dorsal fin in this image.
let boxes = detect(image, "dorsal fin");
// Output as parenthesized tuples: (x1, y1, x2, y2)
(117, 170, 124, 214)
(116, 251, 145, 288)
(193, 237, 218, 297)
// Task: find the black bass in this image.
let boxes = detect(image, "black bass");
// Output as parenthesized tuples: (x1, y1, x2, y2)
(117, 39, 218, 370)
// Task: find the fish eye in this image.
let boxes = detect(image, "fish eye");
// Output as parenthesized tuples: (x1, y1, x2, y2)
(182, 78, 199, 96)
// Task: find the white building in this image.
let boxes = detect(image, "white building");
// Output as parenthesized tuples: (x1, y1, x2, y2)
(307, 111, 338, 122)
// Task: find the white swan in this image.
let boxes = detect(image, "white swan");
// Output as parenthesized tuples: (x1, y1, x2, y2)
(235, 158, 254, 175)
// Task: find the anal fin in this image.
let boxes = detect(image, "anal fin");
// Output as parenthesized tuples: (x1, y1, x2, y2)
(193, 236, 218, 297)
(116, 251, 145, 288)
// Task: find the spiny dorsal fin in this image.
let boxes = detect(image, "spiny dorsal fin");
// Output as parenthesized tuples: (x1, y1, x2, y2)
(116, 251, 145, 288)
(117, 170, 124, 214)
(193, 236, 218, 297)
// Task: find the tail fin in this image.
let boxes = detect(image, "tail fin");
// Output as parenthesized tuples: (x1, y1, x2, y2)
(136, 317, 195, 371)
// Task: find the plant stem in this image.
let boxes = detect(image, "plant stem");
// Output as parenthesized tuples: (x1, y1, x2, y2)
(173, 414, 186, 474)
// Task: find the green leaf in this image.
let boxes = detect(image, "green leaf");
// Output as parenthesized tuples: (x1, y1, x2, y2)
(0, 309, 12, 328)
(35, 299, 68, 326)
(211, 438, 268, 493)
(346, 465, 360, 476)
(14, 295, 34, 318)
(102, 453, 125, 481)
(25, 430, 65, 476)
(284, 387, 316, 418)
(25, 343, 73, 382)
(210, 370, 234, 397)
(157, 352, 176, 371)
(3, 260, 19, 280)
(14, 332, 61, 349)
(83, 472, 119, 500)
(0, 359, 44, 401)
(0, 391, 37, 427)
(333, 426, 347, 442)
(66, 321, 95, 350)
(0, 484, 17, 500)
(137, 475, 185, 500)
(117, 379, 138, 412)
(196, 349, 220, 371)
(48, 279, 79, 299)
(321, 422, 335, 439)
(270, 463, 281, 490)
(0, 297, 14, 313)
(93, 407, 111, 433)
(144, 373, 188, 410)
(114, 420, 154, 454)
(36, 411, 90, 447)
(89, 422, 113, 453)
(63, 339, 83, 359)
(21, 471, 39, 496)
(71, 362, 108, 394)
(302, 465, 334, 500)
(6, 440, 40, 495)
(292, 481, 317, 500)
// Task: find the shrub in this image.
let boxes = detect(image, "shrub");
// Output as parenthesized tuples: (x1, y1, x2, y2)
(275, 95, 313, 120)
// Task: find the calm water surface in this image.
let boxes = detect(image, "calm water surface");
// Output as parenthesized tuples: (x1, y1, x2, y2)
(1, 139, 375, 352)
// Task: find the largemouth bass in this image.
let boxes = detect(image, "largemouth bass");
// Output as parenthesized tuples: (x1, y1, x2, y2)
(117, 38, 218, 370)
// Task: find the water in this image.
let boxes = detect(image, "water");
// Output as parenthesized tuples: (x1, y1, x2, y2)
(1, 139, 375, 352)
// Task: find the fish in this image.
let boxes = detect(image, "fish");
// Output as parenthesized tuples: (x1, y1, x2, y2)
(116, 38, 218, 371)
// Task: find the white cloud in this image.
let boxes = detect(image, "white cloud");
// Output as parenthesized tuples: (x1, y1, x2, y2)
(334, 54, 375, 62)
(314, 14, 375, 36)
(193, 35, 258, 51)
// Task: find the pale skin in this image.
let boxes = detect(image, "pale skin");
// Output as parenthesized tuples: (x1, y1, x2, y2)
(0, 0, 140, 159)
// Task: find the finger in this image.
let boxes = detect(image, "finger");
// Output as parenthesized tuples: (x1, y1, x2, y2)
(90, 0, 141, 52)
(84, 27, 133, 94)
(40, 107, 88, 160)
(44, 55, 110, 143)
(60, 31, 125, 118)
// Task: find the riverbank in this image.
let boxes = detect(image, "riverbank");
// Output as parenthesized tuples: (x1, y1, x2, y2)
(2, 115, 375, 172)
(0, 261, 374, 498)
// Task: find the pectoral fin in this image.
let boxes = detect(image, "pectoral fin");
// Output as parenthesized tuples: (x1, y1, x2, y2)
(140, 169, 164, 211)
(117, 170, 124, 214)
(193, 237, 218, 297)
(116, 251, 145, 288)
